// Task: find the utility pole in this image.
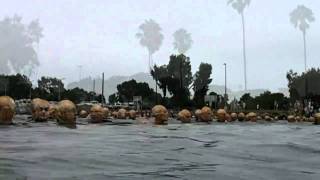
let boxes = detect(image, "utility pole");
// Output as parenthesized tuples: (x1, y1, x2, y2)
(152, 67, 158, 104)
(58, 85, 61, 101)
(179, 59, 183, 89)
(91, 78, 96, 101)
(29, 80, 34, 100)
(78, 65, 83, 81)
(155, 73, 158, 104)
(29, 84, 32, 99)
(58, 78, 65, 101)
(93, 79, 96, 92)
(224, 63, 227, 107)
(101, 73, 105, 104)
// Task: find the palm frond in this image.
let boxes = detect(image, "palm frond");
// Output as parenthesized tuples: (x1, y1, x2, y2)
(290, 5, 315, 32)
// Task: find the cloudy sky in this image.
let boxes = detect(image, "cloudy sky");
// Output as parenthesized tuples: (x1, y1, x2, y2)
(1, 0, 319, 91)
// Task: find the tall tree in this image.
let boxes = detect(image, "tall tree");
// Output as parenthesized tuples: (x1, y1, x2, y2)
(0, 74, 31, 99)
(0, 15, 43, 74)
(113, 79, 161, 107)
(287, 68, 320, 101)
(116, 79, 156, 102)
(290, 5, 315, 71)
(38, 77, 64, 95)
(136, 19, 164, 70)
(151, 54, 193, 107)
(167, 54, 193, 107)
(193, 63, 213, 107)
(150, 65, 170, 97)
(228, 0, 251, 91)
(167, 54, 192, 90)
(173, 28, 193, 54)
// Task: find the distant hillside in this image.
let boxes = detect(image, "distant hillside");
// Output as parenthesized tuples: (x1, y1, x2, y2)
(67, 72, 157, 100)
(68, 72, 277, 102)
(208, 85, 268, 100)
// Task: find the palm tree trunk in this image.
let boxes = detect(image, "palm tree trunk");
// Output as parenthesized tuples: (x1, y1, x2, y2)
(303, 31, 308, 97)
(241, 13, 247, 91)
(148, 52, 151, 70)
(303, 31, 307, 71)
(149, 53, 158, 104)
(155, 72, 158, 104)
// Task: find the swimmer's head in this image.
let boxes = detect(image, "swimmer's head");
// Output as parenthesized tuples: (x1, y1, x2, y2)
(57, 100, 77, 125)
(117, 108, 127, 119)
(199, 106, 212, 122)
(178, 109, 192, 123)
(152, 105, 168, 125)
(31, 98, 50, 122)
(90, 104, 104, 123)
(0, 96, 15, 125)
(216, 109, 226, 122)
(128, 110, 136, 120)
(79, 110, 88, 118)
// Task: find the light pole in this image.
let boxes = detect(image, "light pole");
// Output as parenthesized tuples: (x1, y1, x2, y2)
(29, 80, 33, 100)
(58, 78, 66, 101)
(223, 63, 227, 107)
(0, 78, 8, 96)
(1, 84, 7, 96)
(77, 65, 83, 81)
(151, 66, 158, 104)
(101, 73, 105, 104)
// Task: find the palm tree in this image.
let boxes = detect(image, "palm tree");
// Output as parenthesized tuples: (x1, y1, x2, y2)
(173, 28, 193, 54)
(228, 0, 251, 91)
(136, 19, 164, 70)
(290, 5, 315, 71)
(136, 19, 164, 103)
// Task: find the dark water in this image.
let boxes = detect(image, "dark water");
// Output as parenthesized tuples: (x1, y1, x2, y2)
(1, 117, 320, 180)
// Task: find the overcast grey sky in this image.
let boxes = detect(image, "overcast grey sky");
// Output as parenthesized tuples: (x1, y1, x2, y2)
(1, 0, 319, 91)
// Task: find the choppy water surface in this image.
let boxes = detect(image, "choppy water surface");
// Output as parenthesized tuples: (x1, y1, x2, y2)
(1, 117, 320, 180)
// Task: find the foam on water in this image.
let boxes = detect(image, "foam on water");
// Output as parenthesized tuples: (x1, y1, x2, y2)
(1, 117, 320, 179)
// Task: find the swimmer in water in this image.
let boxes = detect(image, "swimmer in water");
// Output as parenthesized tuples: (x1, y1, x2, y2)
(216, 109, 227, 122)
(117, 108, 127, 119)
(79, 110, 89, 118)
(56, 100, 77, 128)
(0, 96, 15, 125)
(199, 106, 213, 122)
(314, 113, 320, 125)
(247, 112, 257, 122)
(90, 104, 104, 123)
(102, 107, 110, 120)
(31, 98, 50, 122)
(178, 109, 192, 123)
(230, 113, 238, 121)
(152, 105, 169, 125)
(238, 112, 245, 122)
(128, 110, 137, 120)
(194, 109, 202, 121)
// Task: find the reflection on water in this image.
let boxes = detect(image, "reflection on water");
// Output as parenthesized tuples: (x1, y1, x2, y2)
(1, 117, 320, 179)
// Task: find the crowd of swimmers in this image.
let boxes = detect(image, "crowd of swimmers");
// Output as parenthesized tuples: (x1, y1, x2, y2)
(1, 95, 320, 127)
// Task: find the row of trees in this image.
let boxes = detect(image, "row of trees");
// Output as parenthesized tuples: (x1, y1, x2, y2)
(4, 69, 315, 110)
(287, 68, 320, 103)
(0, 74, 103, 104)
(109, 77, 292, 111)
(232, 68, 320, 110)
(150, 54, 212, 108)
(239, 91, 290, 110)
(108, 79, 161, 108)
(109, 54, 212, 109)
